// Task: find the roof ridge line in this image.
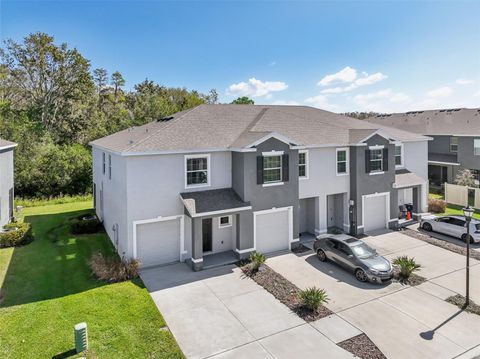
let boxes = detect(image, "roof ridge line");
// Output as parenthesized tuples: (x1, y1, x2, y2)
(125, 105, 201, 152)
(229, 107, 269, 147)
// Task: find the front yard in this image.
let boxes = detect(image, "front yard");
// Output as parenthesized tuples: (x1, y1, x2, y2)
(0, 201, 184, 358)
(429, 192, 480, 219)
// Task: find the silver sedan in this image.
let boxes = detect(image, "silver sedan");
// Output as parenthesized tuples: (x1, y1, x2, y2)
(313, 235, 393, 283)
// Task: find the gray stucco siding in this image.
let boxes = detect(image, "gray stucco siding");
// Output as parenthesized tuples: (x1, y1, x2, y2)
(0, 149, 14, 227)
(457, 137, 480, 170)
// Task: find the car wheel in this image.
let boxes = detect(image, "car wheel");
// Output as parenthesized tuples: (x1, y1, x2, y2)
(422, 222, 432, 232)
(461, 234, 474, 244)
(316, 249, 327, 262)
(355, 269, 368, 282)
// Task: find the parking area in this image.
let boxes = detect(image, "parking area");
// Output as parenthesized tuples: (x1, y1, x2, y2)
(268, 230, 480, 359)
(141, 263, 354, 359)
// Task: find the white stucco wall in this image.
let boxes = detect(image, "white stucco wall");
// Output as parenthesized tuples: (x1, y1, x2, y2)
(299, 147, 350, 233)
(0, 149, 14, 226)
(403, 141, 429, 180)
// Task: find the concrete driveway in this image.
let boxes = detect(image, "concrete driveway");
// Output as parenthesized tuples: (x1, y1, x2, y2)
(141, 263, 354, 359)
(268, 230, 480, 359)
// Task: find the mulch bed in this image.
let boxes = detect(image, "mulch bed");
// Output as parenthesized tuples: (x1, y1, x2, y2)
(291, 243, 312, 254)
(402, 228, 480, 261)
(241, 264, 332, 321)
(392, 268, 427, 286)
(446, 294, 480, 315)
(338, 334, 386, 359)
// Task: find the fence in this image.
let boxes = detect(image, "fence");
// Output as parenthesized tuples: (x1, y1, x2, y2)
(444, 182, 480, 209)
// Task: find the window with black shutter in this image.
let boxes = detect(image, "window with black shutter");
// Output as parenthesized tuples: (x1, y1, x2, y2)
(382, 148, 389, 171)
(258, 153, 289, 185)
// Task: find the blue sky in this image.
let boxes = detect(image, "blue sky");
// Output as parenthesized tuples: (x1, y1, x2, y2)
(2, 0, 479, 113)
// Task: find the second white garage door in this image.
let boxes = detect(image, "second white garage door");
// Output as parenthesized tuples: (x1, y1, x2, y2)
(255, 207, 291, 254)
(136, 217, 181, 268)
(363, 194, 388, 232)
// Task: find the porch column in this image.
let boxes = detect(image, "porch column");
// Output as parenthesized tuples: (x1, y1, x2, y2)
(235, 211, 254, 260)
(190, 217, 203, 271)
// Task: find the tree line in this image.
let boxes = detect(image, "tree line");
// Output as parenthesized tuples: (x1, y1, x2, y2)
(0, 33, 220, 198)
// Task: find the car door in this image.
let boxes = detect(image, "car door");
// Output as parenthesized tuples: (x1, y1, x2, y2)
(449, 218, 466, 239)
(336, 243, 356, 271)
(434, 217, 455, 236)
(325, 239, 342, 263)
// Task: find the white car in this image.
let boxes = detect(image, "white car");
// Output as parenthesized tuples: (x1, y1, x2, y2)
(420, 215, 480, 243)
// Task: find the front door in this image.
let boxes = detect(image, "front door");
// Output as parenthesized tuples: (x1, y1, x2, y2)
(327, 195, 335, 228)
(202, 218, 212, 252)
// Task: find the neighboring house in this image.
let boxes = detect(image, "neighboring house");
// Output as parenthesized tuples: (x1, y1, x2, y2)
(0, 138, 17, 227)
(90, 105, 429, 271)
(367, 108, 480, 187)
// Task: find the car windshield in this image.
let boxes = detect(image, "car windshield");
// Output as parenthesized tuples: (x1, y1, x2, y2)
(351, 243, 376, 259)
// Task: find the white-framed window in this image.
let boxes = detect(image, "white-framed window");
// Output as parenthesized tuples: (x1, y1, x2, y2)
(108, 154, 112, 180)
(298, 150, 308, 179)
(336, 148, 349, 175)
(185, 154, 210, 188)
(395, 144, 404, 168)
(218, 215, 232, 228)
(474, 139, 480, 156)
(450, 136, 458, 153)
(263, 154, 282, 183)
(102, 153, 106, 174)
(369, 147, 383, 172)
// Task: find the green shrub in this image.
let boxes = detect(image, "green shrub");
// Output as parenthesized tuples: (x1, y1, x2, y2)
(393, 256, 421, 281)
(89, 252, 140, 282)
(249, 251, 266, 271)
(299, 287, 329, 311)
(0, 222, 33, 248)
(428, 198, 446, 213)
(70, 214, 102, 234)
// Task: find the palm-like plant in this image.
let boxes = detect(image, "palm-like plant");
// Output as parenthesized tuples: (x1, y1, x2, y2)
(393, 256, 421, 282)
(249, 251, 266, 271)
(299, 287, 329, 312)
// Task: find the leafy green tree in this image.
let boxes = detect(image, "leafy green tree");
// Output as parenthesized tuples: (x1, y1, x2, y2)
(111, 71, 125, 98)
(93, 68, 108, 92)
(231, 96, 254, 104)
(0, 32, 95, 143)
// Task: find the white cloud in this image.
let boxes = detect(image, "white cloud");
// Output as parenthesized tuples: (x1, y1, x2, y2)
(352, 89, 411, 112)
(304, 95, 339, 112)
(456, 78, 475, 85)
(320, 69, 387, 93)
(474, 91, 480, 97)
(227, 78, 288, 98)
(271, 100, 300, 106)
(318, 66, 357, 86)
(427, 86, 453, 98)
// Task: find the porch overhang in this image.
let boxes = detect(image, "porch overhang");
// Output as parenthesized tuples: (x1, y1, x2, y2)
(393, 169, 427, 189)
(428, 153, 460, 166)
(180, 188, 251, 218)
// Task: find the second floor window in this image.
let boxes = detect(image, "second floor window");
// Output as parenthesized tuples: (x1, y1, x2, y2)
(263, 155, 282, 183)
(450, 136, 458, 153)
(395, 145, 403, 167)
(336, 148, 348, 175)
(474, 139, 480, 156)
(369, 148, 383, 172)
(299, 151, 308, 178)
(186, 155, 209, 187)
(102, 153, 106, 174)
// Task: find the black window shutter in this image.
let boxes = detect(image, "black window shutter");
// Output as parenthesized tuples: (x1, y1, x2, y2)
(282, 154, 289, 182)
(257, 156, 264, 184)
(382, 148, 389, 171)
(365, 149, 371, 173)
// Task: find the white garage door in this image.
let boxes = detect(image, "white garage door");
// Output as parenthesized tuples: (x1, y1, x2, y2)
(363, 195, 388, 232)
(136, 218, 180, 267)
(255, 208, 290, 254)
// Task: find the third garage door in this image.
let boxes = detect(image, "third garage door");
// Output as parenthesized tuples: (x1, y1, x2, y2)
(255, 208, 290, 254)
(363, 194, 388, 232)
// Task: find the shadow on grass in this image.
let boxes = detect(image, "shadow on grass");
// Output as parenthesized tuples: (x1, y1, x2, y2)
(51, 348, 77, 359)
(0, 208, 142, 307)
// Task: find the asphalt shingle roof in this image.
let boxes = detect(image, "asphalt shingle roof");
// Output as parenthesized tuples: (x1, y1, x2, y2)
(0, 138, 17, 149)
(180, 188, 251, 216)
(90, 104, 429, 154)
(366, 108, 480, 136)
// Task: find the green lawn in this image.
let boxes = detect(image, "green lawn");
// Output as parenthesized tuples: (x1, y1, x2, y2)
(429, 192, 480, 219)
(0, 201, 184, 359)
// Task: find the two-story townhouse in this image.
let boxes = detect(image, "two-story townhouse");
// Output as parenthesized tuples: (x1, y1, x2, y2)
(90, 105, 429, 271)
(0, 138, 17, 226)
(367, 108, 480, 187)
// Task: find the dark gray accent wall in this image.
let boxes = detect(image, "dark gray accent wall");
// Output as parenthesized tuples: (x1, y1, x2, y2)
(232, 137, 300, 241)
(429, 135, 454, 155)
(457, 136, 480, 170)
(350, 134, 397, 233)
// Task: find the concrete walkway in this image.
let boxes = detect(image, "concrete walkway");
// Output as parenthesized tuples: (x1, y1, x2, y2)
(141, 263, 355, 359)
(267, 231, 480, 359)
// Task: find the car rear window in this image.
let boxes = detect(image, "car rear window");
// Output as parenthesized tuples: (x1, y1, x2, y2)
(475, 224, 480, 231)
